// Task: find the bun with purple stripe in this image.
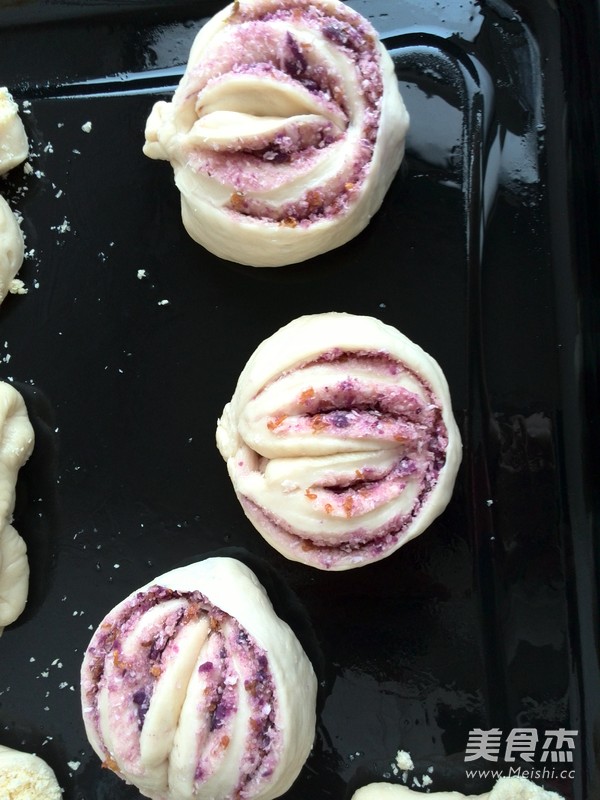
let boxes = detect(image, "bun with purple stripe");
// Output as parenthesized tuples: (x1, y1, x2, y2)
(217, 312, 462, 570)
(80, 557, 317, 800)
(143, 0, 409, 267)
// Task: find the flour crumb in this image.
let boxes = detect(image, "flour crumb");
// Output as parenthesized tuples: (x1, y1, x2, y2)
(9, 278, 28, 295)
(81, 121, 92, 133)
(51, 217, 71, 234)
(137, 269, 147, 279)
(394, 750, 414, 772)
(392, 749, 414, 783)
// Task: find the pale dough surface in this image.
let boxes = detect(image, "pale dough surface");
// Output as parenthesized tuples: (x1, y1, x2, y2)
(155, 558, 317, 800)
(0, 744, 62, 800)
(144, 0, 409, 267)
(0, 382, 35, 634)
(351, 777, 565, 800)
(0, 88, 28, 175)
(0, 195, 25, 305)
(82, 557, 317, 800)
(217, 312, 462, 569)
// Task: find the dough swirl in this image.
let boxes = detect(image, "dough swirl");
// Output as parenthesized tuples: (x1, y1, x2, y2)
(143, 0, 409, 267)
(81, 557, 317, 800)
(217, 313, 462, 570)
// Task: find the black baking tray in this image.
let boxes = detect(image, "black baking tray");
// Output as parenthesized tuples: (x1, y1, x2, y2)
(0, 0, 598, 798)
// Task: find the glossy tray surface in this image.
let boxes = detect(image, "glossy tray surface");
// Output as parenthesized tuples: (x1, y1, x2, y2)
(0, 1, 598, 799)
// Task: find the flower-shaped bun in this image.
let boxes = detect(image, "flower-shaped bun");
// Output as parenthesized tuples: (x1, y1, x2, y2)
(81, 557, 317, 800)
(217, 313, 462, 570)
(143, 0, 409, 267)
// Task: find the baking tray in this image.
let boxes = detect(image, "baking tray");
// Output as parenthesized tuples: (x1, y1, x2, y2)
(0, 0, 598, 798)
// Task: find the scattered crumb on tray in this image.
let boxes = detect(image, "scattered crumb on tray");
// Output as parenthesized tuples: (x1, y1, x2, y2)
(9, 278, 27, 295)
(394, 751, 414, 772)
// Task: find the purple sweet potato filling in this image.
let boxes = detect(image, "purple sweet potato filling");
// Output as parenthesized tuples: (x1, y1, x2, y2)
(262, 351, 443, 441)
(132, 688, 151, 729)
(180, 0, 385, 223)
(82, 585, 281, 793)
(239, 349, 450, 567)
(240, 460, 441, 568)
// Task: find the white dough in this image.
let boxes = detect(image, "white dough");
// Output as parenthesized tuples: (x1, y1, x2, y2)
(351, 777, 565, 800)
(0, 744, 62, 800)
(217, 312, 462, 570)
(352, 783, 480, 800)
(0, 195, 25, 304)
(143, 0, 409, 267)
(0, 88, 28, 176)
(0, 382, 35, 635)
(0, 89, 28, 304)
(81, 557, 317, 800)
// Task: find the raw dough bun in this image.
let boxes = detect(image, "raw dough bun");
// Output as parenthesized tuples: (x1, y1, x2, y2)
(351, 777, 565, 800)
(0, 744, 62, 800)
(216, 312, 462, 570)
(0, 382, 35, 634)
(0, 88, 28, 175)
(81, 557, 317, 800)
(487, 777, 564, 799)
(0, 195, 25, 304)
(352, 784, 480, 800)
(143, 0, 409, 267)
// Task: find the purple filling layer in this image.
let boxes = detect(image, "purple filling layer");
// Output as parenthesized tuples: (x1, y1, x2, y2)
(263, 351, 445, 446)
(240, 491, 422, 569)
(82, 585, 279, 794)
(180, 0, 385, 223)
(241, 349, 450, 567)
